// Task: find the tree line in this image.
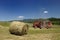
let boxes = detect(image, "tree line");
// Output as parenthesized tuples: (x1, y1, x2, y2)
(10, 17, 60, 25)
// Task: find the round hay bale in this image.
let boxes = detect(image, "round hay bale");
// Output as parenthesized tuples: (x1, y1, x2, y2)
(9, 21, 29, 35)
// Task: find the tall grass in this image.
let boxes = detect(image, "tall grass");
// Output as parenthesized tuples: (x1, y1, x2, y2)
(0, 21, 11, 27)
(28, 25, 60, 34)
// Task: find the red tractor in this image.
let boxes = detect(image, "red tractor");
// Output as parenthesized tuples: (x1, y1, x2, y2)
(33, 20, 42, 29)
(33, 20, 52, 29)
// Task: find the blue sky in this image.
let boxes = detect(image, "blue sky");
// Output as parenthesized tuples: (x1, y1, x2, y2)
(0, 0, 60, 21)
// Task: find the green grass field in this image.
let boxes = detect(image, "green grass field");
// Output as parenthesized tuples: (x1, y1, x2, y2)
(0, 22, 60, 40)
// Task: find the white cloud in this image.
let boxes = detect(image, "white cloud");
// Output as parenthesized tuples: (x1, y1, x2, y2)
(43, 11, 48, 14)
(18, 16, 24, 19)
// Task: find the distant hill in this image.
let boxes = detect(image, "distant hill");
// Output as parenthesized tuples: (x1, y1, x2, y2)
(9, 19, 40, 23)
(9, 18, 60, 25)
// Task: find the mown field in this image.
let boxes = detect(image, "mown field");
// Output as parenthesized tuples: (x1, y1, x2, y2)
(0, 22, 60, 40)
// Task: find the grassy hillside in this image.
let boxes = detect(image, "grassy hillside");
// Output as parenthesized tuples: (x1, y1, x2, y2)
(0, 21, 11, 27)
(0, 22, 60, 40)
